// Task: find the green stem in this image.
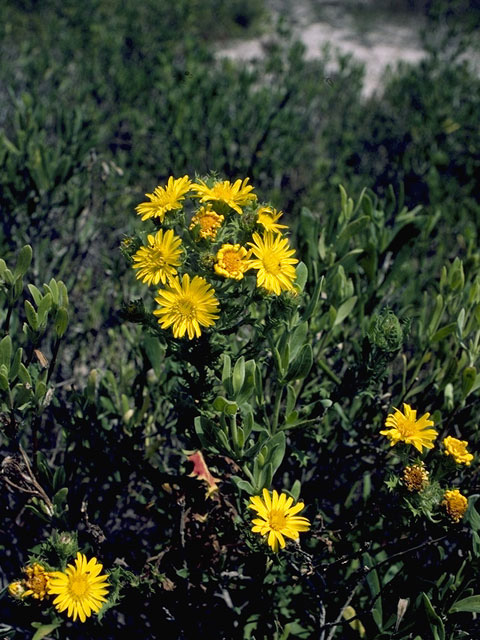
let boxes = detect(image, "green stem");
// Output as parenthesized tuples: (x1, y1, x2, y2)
(4, 305, 13, 334)
(47, 337, 61, 383)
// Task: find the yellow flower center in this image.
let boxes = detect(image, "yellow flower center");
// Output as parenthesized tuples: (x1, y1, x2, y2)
(268, 510, 287, 531)
(175, 297, 196, 319)
(262, 254, 281, 274)
(70, 574, 89, 598)
(221, 250, 242, 271)
(152, 250, 166, 266)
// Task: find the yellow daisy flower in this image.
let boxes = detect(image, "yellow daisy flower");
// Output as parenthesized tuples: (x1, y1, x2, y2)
(136, 175, 192, 222)
(247, 232, 299, 295)
(248, 488, 311, 552)
(191, 177, 256, 214)
(132, 229, 182, 285)
(402, 463, 429, 492)
(48, 552, 110, 623)
(189, 204, 224, 240)
(256, 206, 288, 234)
(442, 488, 468, 523)
(154, 273, 220, 340)
(380, 403, 438, 453)
(214, 244, 251, 280)
(22, 563, 50, 600)
(443, 436, 474, 466)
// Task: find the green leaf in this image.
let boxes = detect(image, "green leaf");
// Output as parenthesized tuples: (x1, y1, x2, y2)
(286, 344, 313, 381)
(53, 487, 68, 512)
(337, 215, 370, 246)
(10, 347, 23, 380)
(295, 262, 308, 292)
(232, 356, 245, 396)
(37, 292, 52, 325)
(289, 322, 308, 361)
(18, 363, 32, 386)
(231, 476, 254, 495)
(222, 354, 232, 392)
(333, 296, 357, 327)
(462, 366, 476, 397)
(301, 276, 324, 321)
(0, 335, 12, 371)
(363, 553, 382, 630)
(14, 245, 32, 278)
(264, 432, 286, 477)
(24, 300, 39, 330)
(428, 293, 444, 337)
(143, 336, 165, 377)
(35, 380, 47, 402)
(449, 595, 480, 614)
(27, 284, 43, 306)
(54, 307, 69, 337)
(213, 396, 238, 415)
(431, 323, 456, 342)
(31, 622, 62, 640)
(422, 593, 445, 640)
(0, 372, 9, 391)
(47, 278, 59, 305)
(57, 280, 69, 307)
(285, 384, 297, 416)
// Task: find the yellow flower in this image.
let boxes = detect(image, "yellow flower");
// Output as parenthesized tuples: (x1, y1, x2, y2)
(132, 229, 182, 285)
(191, 177, 256, 214)
(256, 206, 288, 234)
(8, 580, 26, 599)
(189, 204, 224, 240)
(442, 488, 468, 523)
(248, 232, 299, 295)
(136, 175, 191, 222)
(380, 403, 438, 453)
(402, 463, 429, 492)
(154, 273, 220, 339)
(443, 436, 474, 466)
(22, 563, 50, 600)
(48, 552, 110, 623)
(248, 488, 311, 552)
(214, 244, 251, 280)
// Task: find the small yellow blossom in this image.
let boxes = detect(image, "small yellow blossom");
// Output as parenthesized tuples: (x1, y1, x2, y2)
(256, 206, 288, 234)
(248, 232, 299, 295)
(136, 175, 191, 222)
(248, 489, 311, 552)
(402, 463, 429, 492)
(23, 563, 50, 600)
(189, 204, 224, 240)
(214, 244, 251, 280)
(442, 488, 468, 523)
(443, 436, 474, 466)
(154, 273, 220, 339)
(48, 552, 110, 623)
(192, 177, 256, 214)
(132, 229, 183, 285)
(8, 580, 26, 599)
(380, 403, 438, 453)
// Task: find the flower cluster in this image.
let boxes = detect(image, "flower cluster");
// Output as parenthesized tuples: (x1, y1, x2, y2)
(381, 403, 473, 523)
(128, 175, 299, 339)
(8, 553, 110, 624)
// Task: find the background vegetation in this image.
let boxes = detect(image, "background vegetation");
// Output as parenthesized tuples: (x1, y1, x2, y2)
(1, 0, 480, 638)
